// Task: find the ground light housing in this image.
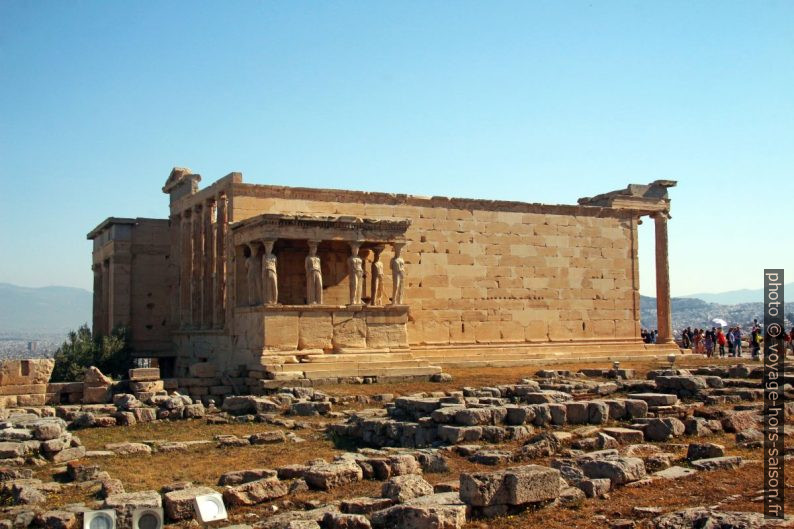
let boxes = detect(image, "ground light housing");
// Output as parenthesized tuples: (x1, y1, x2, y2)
(193, 492, 228, 523)
(132, 508, 164, 529)
(83, 510, 116, 529)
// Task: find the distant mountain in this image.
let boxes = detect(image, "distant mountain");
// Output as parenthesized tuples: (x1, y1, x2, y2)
(679, 283, 794, 305)
(0, 283, 91, 335)
(641, 294, 793, 333)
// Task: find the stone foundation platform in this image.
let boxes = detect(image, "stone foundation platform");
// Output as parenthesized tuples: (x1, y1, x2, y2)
(411, 340, 682, 368)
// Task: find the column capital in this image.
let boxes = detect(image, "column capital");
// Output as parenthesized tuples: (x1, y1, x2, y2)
(260, 239, 276, 254)
(652, 211, 671, 221)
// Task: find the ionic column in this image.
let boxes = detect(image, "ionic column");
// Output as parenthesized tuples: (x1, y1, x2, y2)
(653, 212, 674, 344)
(203, 200, 216, 328)
(215, 194, 227, 328)
(181, 209, 193, 327)
(192, 204, 204, 326)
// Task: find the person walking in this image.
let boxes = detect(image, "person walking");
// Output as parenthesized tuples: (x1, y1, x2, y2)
(750, 328, 761, 359)
(717, 328, 727, 357)
(727, 327, 736, 357)
(694, 329, 704, 355)
(733, 327, 743, 357)
(788, 327, 794, 354)
(704, 332, 714, 358)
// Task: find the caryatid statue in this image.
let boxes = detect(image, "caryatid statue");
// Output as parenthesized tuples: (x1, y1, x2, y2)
(261, 240, 278, 305)
(390, 243, 406, 305)
(305, 240, 323, 304)
(370, 246, 385, 306)
(244, 244, 260, 306)
(348, 242, 364, 305)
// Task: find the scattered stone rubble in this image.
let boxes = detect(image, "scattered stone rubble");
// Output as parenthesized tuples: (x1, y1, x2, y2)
(0, 362, 789, 529)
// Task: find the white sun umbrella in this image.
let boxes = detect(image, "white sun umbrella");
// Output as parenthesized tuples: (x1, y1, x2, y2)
(711, 318, 728, 328)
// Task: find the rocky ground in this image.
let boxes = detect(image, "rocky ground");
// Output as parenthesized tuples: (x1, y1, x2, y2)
(1, 357, 792, 529)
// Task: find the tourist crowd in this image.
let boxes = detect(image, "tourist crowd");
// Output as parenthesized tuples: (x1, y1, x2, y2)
(679, 322, 794, 359)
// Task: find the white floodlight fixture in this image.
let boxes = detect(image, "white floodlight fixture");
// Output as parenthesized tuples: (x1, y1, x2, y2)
(193, 492, 228, 523)
(667, 353, 676, 369)
(132, 508, 163, 529)
(83, 510, 116, 529)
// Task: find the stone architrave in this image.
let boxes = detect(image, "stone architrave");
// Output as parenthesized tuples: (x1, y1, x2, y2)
(261, 240, 278, 305)
(390, 243, 406, 305)
(305, 241, 323, 304)
(348, 242, 364, 305)
(370, 246, 385, 306)
(245, 245, 260, 306)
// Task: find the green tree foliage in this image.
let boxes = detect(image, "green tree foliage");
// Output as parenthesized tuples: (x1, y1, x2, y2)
(51, 324, 133, 382)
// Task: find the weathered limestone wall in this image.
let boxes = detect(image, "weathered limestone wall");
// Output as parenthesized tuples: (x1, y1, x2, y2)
(229, 187, 640, 347)
(89, 218, 172, 354)
(129, 220, 173, 353)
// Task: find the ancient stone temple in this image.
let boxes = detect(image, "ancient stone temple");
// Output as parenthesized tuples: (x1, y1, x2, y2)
(88, 168, 679, 389)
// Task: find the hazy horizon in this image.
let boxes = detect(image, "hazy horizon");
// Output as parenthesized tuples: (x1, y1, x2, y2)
(1, 2, 792, 297)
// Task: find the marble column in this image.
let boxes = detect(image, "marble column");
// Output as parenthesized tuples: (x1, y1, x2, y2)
(215, 194, 227, 328)
(192, 204, 204, 326)
(654, 212, 674, 344)
(203, 199, 216, 328)
(180, 210, 193, 328)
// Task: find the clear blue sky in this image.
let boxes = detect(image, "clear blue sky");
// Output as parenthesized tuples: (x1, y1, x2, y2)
(1, 1, 791, 296)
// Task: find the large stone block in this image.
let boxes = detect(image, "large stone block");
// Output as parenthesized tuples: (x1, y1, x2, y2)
(579, 457, 646, 485)
(304, 460, 363, 490)
(103, 490, 162, 528)
(299, 313, 333, 350)
(370, 493, 466, 529)
(188, 362, 216, 378)
(459, 465, 561, 507)
(644, 418, 685, 442)
(164, 486, 217, 520)
(128, 368, 160, 381)
(83, 386, 111, 404)
(332, 313, 367, 349)
(222, 478, 289, 506)
(265, 313, 299, 350)
(366, 323, 408, 349)
(0, 359, 54, 386)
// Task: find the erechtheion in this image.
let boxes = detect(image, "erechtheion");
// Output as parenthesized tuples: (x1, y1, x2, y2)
(87, 169, 679, 390)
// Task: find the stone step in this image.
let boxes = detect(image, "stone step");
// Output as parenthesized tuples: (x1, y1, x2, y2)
(411, 352, 684, 368)
(412, 342, 677, 356)
(269, 359, 434, 373)
(296, 365, 442, 380)
(299, 352, 418, 363)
